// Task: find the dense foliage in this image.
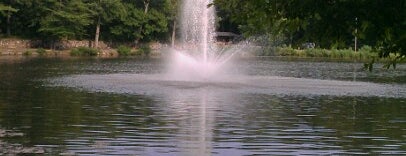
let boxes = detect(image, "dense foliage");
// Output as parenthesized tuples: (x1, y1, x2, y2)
(214, 0, 405, 58)
(0, 0, 176, 45)
(0, 0, 404, 59)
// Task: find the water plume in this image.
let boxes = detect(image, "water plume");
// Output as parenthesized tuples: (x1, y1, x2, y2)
(166, 0, 238, 82)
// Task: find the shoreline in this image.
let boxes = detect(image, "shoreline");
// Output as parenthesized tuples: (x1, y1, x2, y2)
(0, 39, 403, 64)
(1, 53, 404, 65)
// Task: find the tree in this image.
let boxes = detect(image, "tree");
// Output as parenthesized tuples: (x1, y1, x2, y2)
(214, 0, 286, 45)
(0, 3, 16, 13)
(0, 2, 18, 36)
(364, 0, 406, 59)
(89, 0, 125, 48)
(39, 0, 94, 40)
(109, 0, 168, 43)
(214, 0, 405, 58)
(0, 0, 48, 38)
(163, 0, 179, 47)
(109, 4, 144, 42)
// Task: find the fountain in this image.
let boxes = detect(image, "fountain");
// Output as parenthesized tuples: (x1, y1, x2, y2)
(166, 0, 237, 81)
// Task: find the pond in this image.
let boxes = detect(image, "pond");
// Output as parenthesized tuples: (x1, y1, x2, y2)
(0, 57, 405, 155)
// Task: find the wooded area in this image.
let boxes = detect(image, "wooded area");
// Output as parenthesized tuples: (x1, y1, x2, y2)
(214, 0, 405, 58)
(0, 0, 405, 57)
(0, 0, 176, 48)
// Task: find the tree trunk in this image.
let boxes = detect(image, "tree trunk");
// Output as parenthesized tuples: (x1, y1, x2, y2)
(171, 20, 176, 47)
(144, 0, 150, 14)
(6, 14, 11, 36)
(94, 16, 101, 48)
(135, 0, 150, 45)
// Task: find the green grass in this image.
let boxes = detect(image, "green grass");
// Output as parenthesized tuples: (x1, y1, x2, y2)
(117, 45, 132, 56)
(116, 44, 151, 56)
(23, 50, 32, 56)
(36, 48, 46, 55)
(70, 47, 99, 56)
(270, 46, 380, 61)
(137, 44, 151, 56)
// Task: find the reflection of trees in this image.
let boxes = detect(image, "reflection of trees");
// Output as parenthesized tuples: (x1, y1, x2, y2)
(309, 97, 405, 138)
(0, 59, 167, 153)
(1, 81, 166, 153)
(0, 59, 83, 144)
(0, 128, 44, 154)
(214, 94, 406, 153)
(284, 96, 406, 151)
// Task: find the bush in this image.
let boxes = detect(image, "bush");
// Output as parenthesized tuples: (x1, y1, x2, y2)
(271, 46, 383, 61)
(23, 51, 32, 56)
(330, 49, 339, 58)
(321, 49, 330, 57)
(276, 47, 296, 56)
(36, 48, 46, 55)
(304, 48, 316, 57)
(70, 47, 99, 56)
(358, 45, 377, 60)
(260, 47, 275, 56)
(340, 49, 354, 59)
(359, 45, 372, 53)
(138, 44, 151, 56)
(117, 45, 132, 56)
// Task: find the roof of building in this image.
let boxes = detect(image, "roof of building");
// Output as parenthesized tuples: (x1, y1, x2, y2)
(215, 32, 240, 37)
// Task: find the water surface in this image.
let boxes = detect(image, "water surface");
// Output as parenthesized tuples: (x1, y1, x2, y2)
(0, 57, 405, 155)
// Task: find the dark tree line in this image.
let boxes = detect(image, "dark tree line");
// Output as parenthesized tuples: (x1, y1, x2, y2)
(214, 0, 405, 58)
(1, 0, 405, 58)
(0, 0, 177, 48)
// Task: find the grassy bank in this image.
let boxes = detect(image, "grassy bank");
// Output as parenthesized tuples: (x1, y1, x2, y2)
(255, 46, 405, 70)
(258, 46, 383, 61)
(0, 38, 155, 57)
(1, 46, 153, 57)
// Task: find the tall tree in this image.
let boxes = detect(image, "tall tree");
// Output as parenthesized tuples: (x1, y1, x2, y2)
(143, 0, 150, 14)
(0, 2, 18, 36)
(89, 0, 125, 48)
(109, 4, 144, 42)
(1, 0, 49, 38)
(39, 0, 93, 42)
(110, 0, 168, 43)
(214, 0, 405, 57)
(165, 0, 179, 47)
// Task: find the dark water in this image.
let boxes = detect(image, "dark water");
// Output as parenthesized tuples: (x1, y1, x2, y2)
(0, 57, 405, 155)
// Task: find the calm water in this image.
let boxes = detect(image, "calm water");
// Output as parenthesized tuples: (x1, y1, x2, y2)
(0, 57, 405, 155)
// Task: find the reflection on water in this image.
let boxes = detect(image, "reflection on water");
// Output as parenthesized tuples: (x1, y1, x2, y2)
(0, 58, 405, 155)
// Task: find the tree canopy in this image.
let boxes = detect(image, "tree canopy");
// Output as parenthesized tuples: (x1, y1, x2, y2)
(0, 0, 404, 58)
(0, 0, 175, 44)
(214, 0, 405, 57)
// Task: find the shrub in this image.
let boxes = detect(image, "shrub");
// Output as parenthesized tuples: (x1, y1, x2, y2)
(304, 48, 318, 57)
(296, 50, 306, 57)
(320, 49, 330, 57)
(330, 49, 340, 58)
(340, 49, 354, 59)
(359, 45, 372, 53)
(271, 46, 383, 61)
(260, 47, 275, 56)
(131, 50, 143, 56)
(117, 45, 132, 56)
(138, 44, 151, 56)
(276, 47, 296, 56)
(36, 48, 46, 55)
(70, 47, 99, 56)
(23, 51, 32, 56)
(358, 45, 377, 60)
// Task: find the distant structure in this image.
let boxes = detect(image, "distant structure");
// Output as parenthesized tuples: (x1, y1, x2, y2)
(301, 42, 316, 49)
(215, 32, 241, 44)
